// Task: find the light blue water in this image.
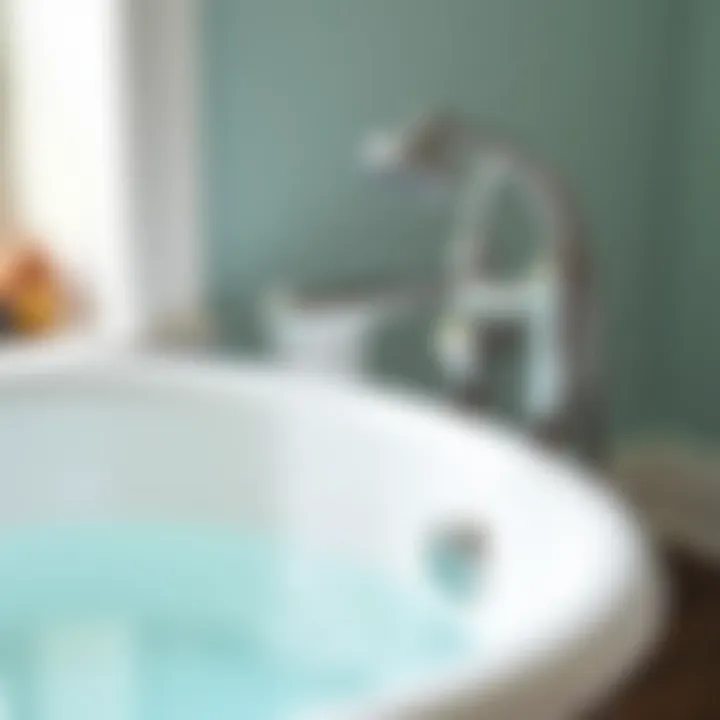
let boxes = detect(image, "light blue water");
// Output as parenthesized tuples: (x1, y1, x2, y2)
(0, 525, 473, 719)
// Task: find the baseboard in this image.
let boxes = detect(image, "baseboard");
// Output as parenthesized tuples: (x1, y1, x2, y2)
(612, 441, 720, 559)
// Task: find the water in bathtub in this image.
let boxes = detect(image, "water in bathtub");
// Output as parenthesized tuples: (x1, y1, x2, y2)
(0, 524, 474, 719)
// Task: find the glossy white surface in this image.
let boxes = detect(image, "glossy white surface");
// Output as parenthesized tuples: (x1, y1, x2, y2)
(0, 351, 663, 719)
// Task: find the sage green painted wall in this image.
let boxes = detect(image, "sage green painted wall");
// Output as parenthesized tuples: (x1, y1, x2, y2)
(655, 1, 720, 444)
(203, 0, 676, 438)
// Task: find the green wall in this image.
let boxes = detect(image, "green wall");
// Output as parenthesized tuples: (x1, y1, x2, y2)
(203, 0, 676, 439)
(653, 0, 720, 444)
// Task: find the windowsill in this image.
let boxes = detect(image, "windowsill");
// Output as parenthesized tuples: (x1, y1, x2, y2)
(0, 326, 138, 367)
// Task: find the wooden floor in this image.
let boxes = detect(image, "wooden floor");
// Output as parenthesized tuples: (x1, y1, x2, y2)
(596, 548, 720, 719)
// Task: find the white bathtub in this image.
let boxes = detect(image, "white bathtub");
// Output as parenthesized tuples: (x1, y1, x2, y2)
(0, 350, 663, 719)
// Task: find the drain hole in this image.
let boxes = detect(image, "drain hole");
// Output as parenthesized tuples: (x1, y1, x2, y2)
(426, 521, 486, 602)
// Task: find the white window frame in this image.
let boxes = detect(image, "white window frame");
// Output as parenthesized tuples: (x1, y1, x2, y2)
(4, 0, 204, 346)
